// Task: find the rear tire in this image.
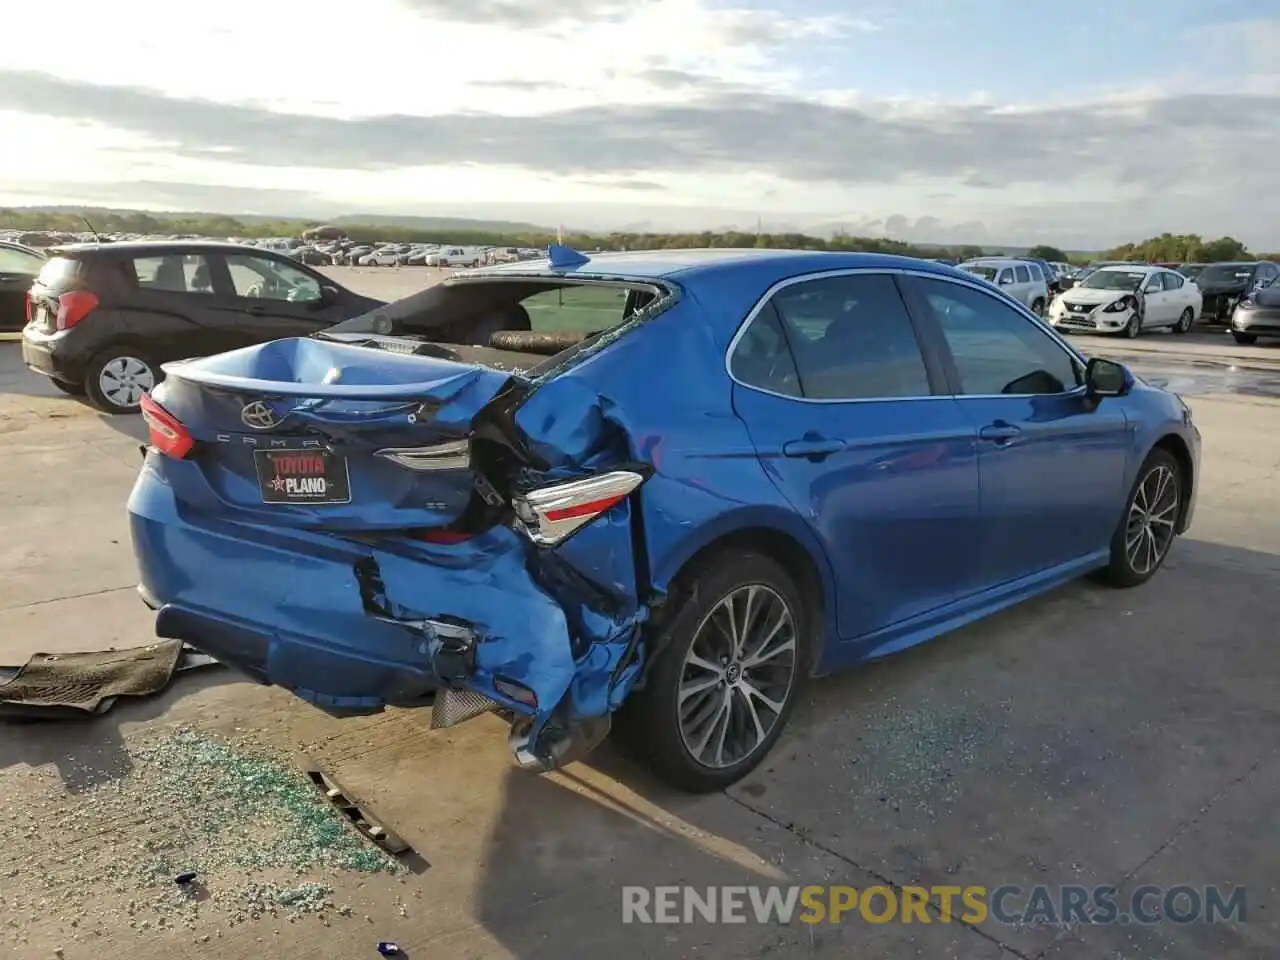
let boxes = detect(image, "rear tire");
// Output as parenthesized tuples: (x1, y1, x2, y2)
(614, 552, 810, 792)
(1174, 307, 1193, 334)
(84, 346, 159, 415)
(1099, 448, 1182, 588)
(1030, 298, 1046, 317)
(1232, 331, 1258, 345)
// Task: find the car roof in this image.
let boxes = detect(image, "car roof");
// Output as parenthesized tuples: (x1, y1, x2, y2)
(959, 257, 1025, 267)
(473, 247, 971, 285)
(1096, 264, 1157, 274)
(47, 239, 288, 257)
(0, 239, 45, 255)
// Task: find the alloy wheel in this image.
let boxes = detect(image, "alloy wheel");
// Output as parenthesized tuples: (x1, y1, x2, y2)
(97, 356, 155, 409)
(677, 584, 798, 769)
(1125, 464, 1179, 576)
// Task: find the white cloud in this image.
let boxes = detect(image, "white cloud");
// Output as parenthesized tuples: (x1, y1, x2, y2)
(0, 1, 1278, 248)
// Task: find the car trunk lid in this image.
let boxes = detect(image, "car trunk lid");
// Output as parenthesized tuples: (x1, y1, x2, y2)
(152, 336, 521, 530)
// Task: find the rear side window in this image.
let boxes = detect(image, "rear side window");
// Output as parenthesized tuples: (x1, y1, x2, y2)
(36, 257, 82, 289)
(768, 274, 932, 400)
(1014, 265, 1031, 283)
(729, 302, 801, 397)
(1026, 263, 1043, 281)
(132, 255, 216, 295)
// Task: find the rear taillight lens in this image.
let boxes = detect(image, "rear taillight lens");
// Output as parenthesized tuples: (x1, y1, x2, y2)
(139, 393, 194, 459)
(23, 292, 32, 325)
(55, 290, 99, 330)
(409, 529, 473, 545)
(513, 470, 646, 546)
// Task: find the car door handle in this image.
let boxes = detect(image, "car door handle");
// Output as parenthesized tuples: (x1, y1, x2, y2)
(244, 303, 266, 316)
(782, 437, 846, 459)
(978, 421, 1021, 444)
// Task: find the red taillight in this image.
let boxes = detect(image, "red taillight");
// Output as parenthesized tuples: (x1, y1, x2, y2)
(543, 494, 628, 522)
(513, 470, 647, 546)
(410, 529, 473, 544)
(23, 292, 32, 325)
(139, 393, 193, 459)
(55, 290, 99, 330)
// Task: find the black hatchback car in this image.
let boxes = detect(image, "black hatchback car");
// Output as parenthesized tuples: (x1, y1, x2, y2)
(22, 241, 384, 413)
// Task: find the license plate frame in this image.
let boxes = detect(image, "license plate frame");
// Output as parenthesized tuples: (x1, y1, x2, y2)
(254, 449, 352, 505)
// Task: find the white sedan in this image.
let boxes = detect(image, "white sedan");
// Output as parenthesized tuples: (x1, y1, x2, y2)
(1048, 265, 1200, 338)
(359, 249, 402, 266)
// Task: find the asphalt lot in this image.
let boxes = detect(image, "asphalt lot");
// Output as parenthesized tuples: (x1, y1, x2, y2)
(0, 267, 1277, 959)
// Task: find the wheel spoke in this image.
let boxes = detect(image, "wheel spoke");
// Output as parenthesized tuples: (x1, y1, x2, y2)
(736, 685, 767, 747)
(686, 652, 721, 675)
(739, 679, 785, 716)
(679, 672, 722, 703)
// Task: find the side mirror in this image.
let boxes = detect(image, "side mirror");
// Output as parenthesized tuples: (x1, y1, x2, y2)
(998, 275, 1013, 286)
(1085, 358, 1132, 399)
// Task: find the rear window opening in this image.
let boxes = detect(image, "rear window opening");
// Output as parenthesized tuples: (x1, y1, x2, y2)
(324, 277, 672, 378)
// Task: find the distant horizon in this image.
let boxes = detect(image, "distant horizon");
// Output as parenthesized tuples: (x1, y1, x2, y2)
(1, 201, 1115, 255)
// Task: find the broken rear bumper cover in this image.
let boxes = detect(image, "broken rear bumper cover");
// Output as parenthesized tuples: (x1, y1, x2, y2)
(127, 460, 647, 766)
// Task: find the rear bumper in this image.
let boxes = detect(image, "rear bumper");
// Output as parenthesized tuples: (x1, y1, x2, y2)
(21, 326, 92, 384)
(127, 456, 644, 729)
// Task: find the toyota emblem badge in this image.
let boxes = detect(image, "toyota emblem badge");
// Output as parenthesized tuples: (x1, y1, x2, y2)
(240, 400, 283, 430)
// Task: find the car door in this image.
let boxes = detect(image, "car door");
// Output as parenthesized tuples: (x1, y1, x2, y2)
(124, 252, 241, 361)
(1146, 272, 1172, 330)
(0, 245, 44, 331)
(729, 271, 983, 646)
(1161, 271, 1192, 316)
(994, 266, 1017, 300)
(1011, 264, 1033, 306)
(899, 274, 1131, 589)
(218, 251, 347, 342)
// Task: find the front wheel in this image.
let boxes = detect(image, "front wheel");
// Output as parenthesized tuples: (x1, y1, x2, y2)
(1174, 307, 1193, 334)
(84, 347, 159, 415)
(1099, 449, 1182, 588)
(1122, 310, 1141, 338)
(614, 552, 809, 792)
(1232, 331, 1258, 345)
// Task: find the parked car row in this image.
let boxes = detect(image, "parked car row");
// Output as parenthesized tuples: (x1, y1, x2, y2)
(284, 239, 544, 268)
(959, 255, 1280, 343)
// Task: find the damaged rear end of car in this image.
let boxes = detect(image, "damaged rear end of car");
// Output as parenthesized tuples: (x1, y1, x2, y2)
(127, 266, 676, 771)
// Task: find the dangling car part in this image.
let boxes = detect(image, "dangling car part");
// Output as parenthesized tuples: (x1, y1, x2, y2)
(128, 249, 1200, 792)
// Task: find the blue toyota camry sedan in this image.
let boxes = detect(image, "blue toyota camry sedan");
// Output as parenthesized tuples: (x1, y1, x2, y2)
(127, 248, 1199, 792)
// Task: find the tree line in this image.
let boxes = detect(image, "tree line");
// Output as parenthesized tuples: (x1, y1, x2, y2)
(2, 208, 1273, 264)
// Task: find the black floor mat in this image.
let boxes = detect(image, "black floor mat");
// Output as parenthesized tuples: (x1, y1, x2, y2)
(0, 640, 186, 719)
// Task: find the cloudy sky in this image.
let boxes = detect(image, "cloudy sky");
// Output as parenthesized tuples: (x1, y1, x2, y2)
(1, 0, 1278, 247)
